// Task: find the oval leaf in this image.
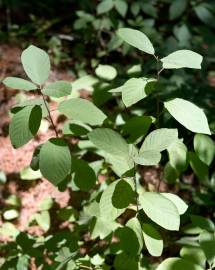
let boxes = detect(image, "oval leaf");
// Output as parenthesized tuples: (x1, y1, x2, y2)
(161, 50, 203, 69)
(42, 81, 72, 98)
(88, 128, 129, 157)
(9, 105, 42, 148)
(161, 193, 188, 215)
(21, 45, 50, 85)
(164, 98, 211, 135)
(95, 64, 117, 81)
(156, 257, 204, 270)
(142, 223, 163, 257)
(112, 179, 134, 209)
(140, 128, 178, 153)
(3, 77, 37, 91)
(39, 138, 72, 185)
(58, 98, 106, 126)
(117, 28, 155, 55)
(194, 134, 215, 166)
(139, 192, 180, 231)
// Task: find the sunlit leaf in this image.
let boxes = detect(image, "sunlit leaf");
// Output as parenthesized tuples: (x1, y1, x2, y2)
(164, 98, 211, 135)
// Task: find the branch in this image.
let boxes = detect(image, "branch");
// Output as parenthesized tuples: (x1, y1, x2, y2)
(40, 90, 59, 138)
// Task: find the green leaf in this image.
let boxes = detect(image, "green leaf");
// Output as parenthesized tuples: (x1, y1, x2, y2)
(63, 120, 92, 136)
(34, 210, 50, 231)
(194, 134, 215, 166)
(180, 246, 206, 268)
(97, 0, 114, 14)
(21, 45, 50, 85)
(114, 253, 138, 270)
(161, 193, 188, 215)
(95, 64, 117, 81)
(117, 28, 155, 55)
(11, 98, 49, 117)
(122, 115, 152, 143)
(121, 78, 148, 107)
(20, 167, 42, 180)
(195, 5, 215, 28)
(142, 223, 163, 257)
(105, 146, 136, 176)
(89, 128, 128, 157)
(9, 105, 42, 148)
(39, 197, 53, 211)
(99, 180, 126, 220)
(156, 257, 204, 270)
(71, 75, 98, 92)
(169, 0, 187, 20)
(134, 151, 161, 166)
(199, 231, 215, 265)
(58, 98, 106, 125)
(167, 139, 187, 172)
(188, 152, 209, 182)
(164, 98, 211, 135)
(42, 81, 72, 98)
(110, 77, 156, 107)
(17, 255, 29, 270)
(140, 128, 178, 153)
(126, 217, 144, 254)
(91, 254, 104, 266)
(164, 162, 179, 184)
(39, 138, 72, 185)
(115, 0, 128, 17)
(3, 209, 19, 220)
(139, 192, 180, 231)
(191, 215, 215, 232)
(89, 129, 137, 176)
(117, 226, 142, 255)
(161, 50, 203, 69)
(3, 77, 37, 91)
(72, 158, 96, 191)
(91, 217, 119, 239)
(112, 179, 134, 209)
(135, 129, 178, 166)
(0, 222, 19, 238)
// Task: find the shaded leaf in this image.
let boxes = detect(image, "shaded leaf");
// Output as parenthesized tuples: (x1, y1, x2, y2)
(72, 158, 96, 191)
(112, 179, 134, 209)
(169, 0, 187, 20)
(115, 0, 128, 17)
(156, 257, 204, 270)
(39, 138, 72, 185)
(194, 134, 215, 166)
(97, 0, 114, 14)
(142, 223, 163, 257)
(188, 152, 209, 182)
(9, 105, 42, 148)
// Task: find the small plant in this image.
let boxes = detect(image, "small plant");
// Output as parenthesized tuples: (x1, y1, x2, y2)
(2, 27, 215, 270)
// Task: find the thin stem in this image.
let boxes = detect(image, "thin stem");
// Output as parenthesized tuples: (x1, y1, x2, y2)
(154, 55, 161, 128)
(40, 90, 59, 137)
(79, 265, 93, 270)
(133, 163, 139, 213)
(154, 56, 164, 192)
